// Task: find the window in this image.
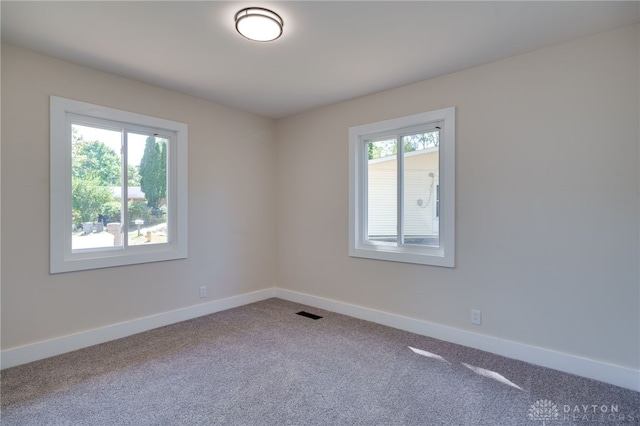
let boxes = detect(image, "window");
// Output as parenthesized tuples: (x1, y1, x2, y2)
(349, 107, 455, 267)
(50, 96, 188, 273)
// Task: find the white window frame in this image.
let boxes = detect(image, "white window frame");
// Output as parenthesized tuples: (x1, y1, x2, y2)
(433, 181, 440, 232)
(50, 96, 188, 273)
(349, 107, 455, 267)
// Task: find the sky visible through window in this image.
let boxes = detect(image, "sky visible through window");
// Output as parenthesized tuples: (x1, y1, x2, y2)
(75, 125, 145, 165)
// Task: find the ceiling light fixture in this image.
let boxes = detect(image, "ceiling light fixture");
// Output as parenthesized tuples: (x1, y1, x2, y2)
(235, 7, 283, 42)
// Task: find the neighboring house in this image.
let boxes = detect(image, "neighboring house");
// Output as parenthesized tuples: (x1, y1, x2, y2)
(368, 148, 439, 243)
(109, 186, 146, 202)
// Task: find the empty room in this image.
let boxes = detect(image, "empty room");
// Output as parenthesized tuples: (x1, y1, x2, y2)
(1, 1, 639, 425)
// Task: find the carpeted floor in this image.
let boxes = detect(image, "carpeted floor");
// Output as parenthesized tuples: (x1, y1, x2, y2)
(1, 298, 639, 425)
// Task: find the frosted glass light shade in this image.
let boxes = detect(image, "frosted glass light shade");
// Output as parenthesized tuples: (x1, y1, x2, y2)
(235, 8, 283, 42)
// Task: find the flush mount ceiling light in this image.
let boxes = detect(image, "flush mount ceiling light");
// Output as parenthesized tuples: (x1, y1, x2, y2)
(235, 7, 283, 42)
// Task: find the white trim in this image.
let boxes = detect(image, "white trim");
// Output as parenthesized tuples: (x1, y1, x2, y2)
(274, 288, 640, 392)
(3, 287, 637, 392)
(0, 288, 276, 369)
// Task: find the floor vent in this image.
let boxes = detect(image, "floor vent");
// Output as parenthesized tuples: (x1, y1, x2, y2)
(296, 311, 323, 320)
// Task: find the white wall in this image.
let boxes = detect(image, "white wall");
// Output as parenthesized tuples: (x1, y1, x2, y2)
(1, 45, 277, 350)
(276, 24, 640, 370)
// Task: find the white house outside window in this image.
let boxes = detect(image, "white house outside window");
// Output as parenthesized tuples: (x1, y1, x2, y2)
(349, 107, 455, 267)
(50, 97, 188, 273)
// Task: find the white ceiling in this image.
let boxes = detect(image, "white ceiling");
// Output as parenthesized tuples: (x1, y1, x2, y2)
(2, 1, 638, 119)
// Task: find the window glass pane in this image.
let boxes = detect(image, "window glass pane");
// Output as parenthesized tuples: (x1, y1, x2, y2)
(127, 133, 168, 246)
(367, 139, 397, 243)
(71, 124, 122, 251)
(402, 131, 439, 246)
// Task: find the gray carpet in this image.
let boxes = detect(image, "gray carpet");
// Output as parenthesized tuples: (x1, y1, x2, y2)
(1, 298, 638, 425)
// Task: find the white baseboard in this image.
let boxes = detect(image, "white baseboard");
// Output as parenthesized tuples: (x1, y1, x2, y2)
(3, 287, 638, 392)
(0, 288, 276, 370)
(274, 288, 640, 392)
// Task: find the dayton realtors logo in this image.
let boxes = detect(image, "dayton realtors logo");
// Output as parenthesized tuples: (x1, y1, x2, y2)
(528, 400, 635, 424)
(528, 400, 559, 425)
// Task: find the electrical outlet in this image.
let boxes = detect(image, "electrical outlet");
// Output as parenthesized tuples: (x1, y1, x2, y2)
(199, 286, 207, 298)
(471, 309, 482, 325)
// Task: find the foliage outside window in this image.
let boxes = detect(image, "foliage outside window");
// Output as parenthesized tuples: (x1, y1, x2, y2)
(50, 97, 188, 273)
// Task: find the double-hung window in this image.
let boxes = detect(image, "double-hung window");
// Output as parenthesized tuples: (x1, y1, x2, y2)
(349, 107, 455, 267)
(50, 96, 188, 273)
